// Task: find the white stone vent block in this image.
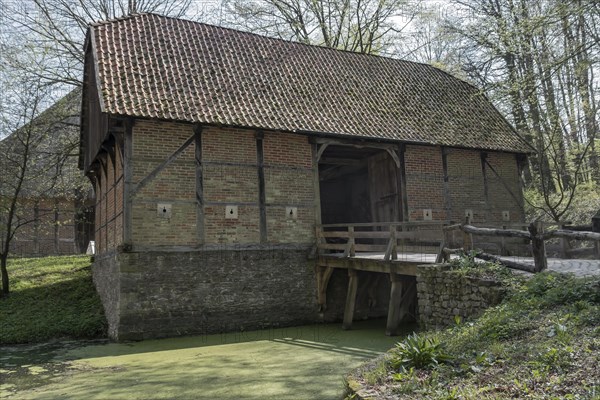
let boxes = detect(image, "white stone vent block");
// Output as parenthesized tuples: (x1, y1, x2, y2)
(423, 209, 432, 221)
(225, 205, 238, 219)
(157, 203, 172, 219)
(286, 206, 298, 220)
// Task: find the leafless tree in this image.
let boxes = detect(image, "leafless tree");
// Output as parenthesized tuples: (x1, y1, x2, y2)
(425, 0, 600, 222)
(223, 0, 416, 55)
(0, 73, 85, 296)
(0, 0, 201, 86)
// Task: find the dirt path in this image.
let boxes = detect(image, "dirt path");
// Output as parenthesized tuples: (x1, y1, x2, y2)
(1, 320, 406, 399)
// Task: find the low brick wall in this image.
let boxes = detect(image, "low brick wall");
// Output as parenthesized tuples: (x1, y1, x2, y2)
(416, 264, 507, 329)
(92, 245, 320, 341)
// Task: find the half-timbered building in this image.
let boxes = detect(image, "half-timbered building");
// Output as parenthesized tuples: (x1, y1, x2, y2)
(80, 13, 530, 340)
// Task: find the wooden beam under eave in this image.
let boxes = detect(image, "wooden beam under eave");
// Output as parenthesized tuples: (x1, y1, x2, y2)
(319, 163, 365, 181)
(319, 157, 365, 166)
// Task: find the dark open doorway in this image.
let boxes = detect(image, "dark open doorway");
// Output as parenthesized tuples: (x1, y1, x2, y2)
(318, 144, 403, 225)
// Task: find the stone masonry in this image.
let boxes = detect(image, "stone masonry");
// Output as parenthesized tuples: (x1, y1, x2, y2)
(416, 264, 507, 328)
(93, 246, 318, 341)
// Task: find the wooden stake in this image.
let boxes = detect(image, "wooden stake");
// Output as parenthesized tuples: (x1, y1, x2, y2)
(386, 273, 402, 335)
(342, 269, 358, 330)
(529, 221, 547, 272)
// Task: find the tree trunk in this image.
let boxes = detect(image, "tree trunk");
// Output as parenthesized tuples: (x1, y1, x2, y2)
(0, 254, 9, 296)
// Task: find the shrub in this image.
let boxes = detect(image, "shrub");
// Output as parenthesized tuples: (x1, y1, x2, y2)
(390, 333, 452, 370)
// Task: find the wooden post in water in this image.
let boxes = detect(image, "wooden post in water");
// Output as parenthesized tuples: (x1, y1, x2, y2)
(342, 269, 358, 330)
(386, 273, 404, 336)
(529, 221, 547, 272)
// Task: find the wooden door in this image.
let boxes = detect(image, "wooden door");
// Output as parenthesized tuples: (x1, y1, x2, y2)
(368, 151, 401, 223)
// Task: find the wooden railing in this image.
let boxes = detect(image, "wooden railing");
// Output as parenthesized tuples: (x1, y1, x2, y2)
(316, 221, 446, 261)
(440, 219, 600, 273)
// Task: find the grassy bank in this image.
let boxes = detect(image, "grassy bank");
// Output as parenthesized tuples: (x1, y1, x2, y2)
(0, 256, 106, 344)
(349, 268, 600, 399)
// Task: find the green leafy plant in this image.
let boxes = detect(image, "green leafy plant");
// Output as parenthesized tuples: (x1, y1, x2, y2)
(390, 333, 452, 370)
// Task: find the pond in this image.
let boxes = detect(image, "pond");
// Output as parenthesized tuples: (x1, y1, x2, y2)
(1, 319, 415, 399)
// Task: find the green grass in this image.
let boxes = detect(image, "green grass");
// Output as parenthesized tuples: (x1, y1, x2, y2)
(0, 255, 107, 344)
(349, 270, 600, 399)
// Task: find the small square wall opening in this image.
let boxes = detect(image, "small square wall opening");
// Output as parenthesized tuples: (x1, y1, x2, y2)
(286, 206, 298, 220)
(502, 210, 510, 221)
(157, 203, 172, 219)
(423, 209, 432, 221)
(225, 205, 238, 219)
(465, 209, 473, 222)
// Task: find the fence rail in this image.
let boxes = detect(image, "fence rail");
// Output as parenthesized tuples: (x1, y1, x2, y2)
(441, 219, 600, 272)
(316, 219, 600, 273)
(316, 221, 446, 261)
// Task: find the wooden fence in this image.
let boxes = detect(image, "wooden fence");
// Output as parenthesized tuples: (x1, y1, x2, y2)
(316, 221, 445, 261)
(440, 219, 600, 273)
(316, 219, 600, 273)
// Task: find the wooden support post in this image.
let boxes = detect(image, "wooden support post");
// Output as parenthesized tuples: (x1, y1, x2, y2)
(436, 225, 451, 263)
(312, 143, 323, 227)
(194, 125, 204, 244)
(463, 216, 473, 252)
(317, 266, 334, 312)
(342, 269, 359, 330)
(122, 119, 134, 246)
(255, 132, 267, 243)
(384, 225, 397, 261)
(441, 147, 452, 220)
(397, 145, 409, 222)
(347, 226, 355, 257)
(480, 153, 490, 218)
(528, 221, 547, 272)
(386, 273, 403, 336)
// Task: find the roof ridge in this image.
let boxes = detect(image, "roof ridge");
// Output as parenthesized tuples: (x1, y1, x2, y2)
(89, 12, 149, 27)
(90, 12, 449, 72)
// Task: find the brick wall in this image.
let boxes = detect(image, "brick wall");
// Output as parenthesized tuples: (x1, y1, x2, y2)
(263, 132, 314, 243)
(404, 145, 524, 225)
(404, 145, 445, 221)
(126, 121, 315, 248)
(9, 197, 78, 256)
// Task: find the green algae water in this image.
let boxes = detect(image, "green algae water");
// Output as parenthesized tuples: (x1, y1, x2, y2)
(1, 319, 416, 399)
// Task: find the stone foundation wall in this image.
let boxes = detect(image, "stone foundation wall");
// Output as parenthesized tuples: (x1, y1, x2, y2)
(416, 264, 506, 328)
(91, 251, 120, 338)
(93, 246, 319, 341)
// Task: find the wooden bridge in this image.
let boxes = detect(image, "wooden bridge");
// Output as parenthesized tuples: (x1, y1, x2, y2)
(315, 220, 600, 336)
(315, 221, 445, 335)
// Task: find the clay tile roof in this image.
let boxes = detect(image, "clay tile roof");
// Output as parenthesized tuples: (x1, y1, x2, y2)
(88, 13, 531, 153)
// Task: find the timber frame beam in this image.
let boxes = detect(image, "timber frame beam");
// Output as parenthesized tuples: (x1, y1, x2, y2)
(130, 132, 195, 200)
